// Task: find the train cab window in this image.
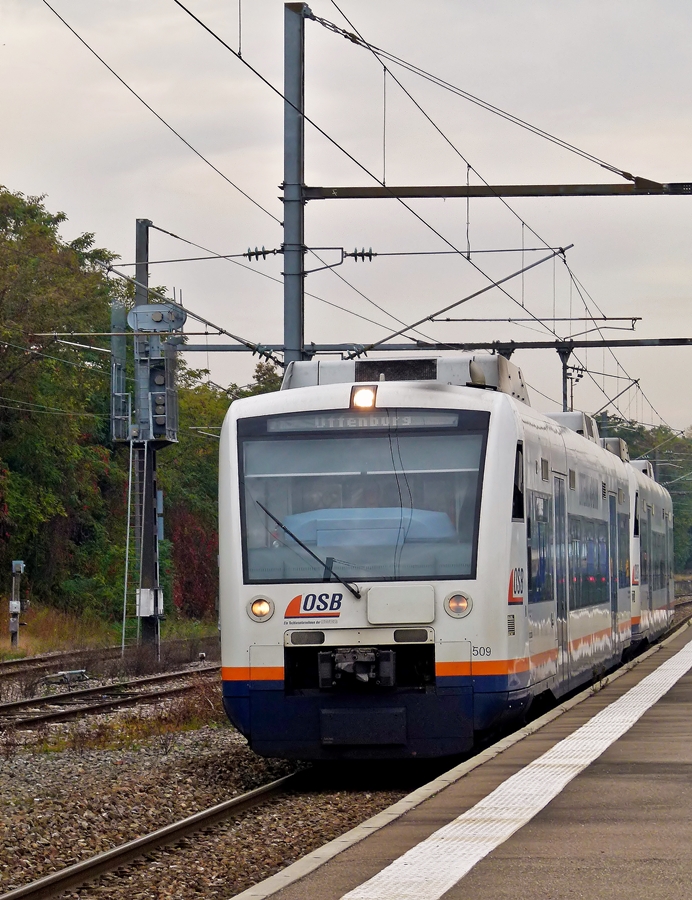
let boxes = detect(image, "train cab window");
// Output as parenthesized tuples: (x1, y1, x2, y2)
(238, 408, 489, 584)
(512, 443, 524, 520)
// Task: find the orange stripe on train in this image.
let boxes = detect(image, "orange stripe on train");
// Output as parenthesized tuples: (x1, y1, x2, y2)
(222, 666, 284, 681)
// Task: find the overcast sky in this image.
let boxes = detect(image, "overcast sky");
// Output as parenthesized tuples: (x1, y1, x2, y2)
(2, 0, 691, 429)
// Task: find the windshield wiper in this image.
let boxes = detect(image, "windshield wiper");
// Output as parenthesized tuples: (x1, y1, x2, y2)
(256, 500, 361, 599)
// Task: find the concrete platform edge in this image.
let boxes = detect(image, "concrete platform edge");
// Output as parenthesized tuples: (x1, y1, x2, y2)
(231, 621, 691, 900)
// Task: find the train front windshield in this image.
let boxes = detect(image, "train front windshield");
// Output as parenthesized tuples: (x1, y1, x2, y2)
(238, 408, 488, 584)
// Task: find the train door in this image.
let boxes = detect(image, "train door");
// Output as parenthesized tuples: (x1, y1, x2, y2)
(608, 494, 618, 652)
(554, 476, 568, 682)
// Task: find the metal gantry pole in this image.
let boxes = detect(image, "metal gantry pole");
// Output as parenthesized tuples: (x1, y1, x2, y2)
(283, 2, 307, 364)
(557, 348, 572, 412)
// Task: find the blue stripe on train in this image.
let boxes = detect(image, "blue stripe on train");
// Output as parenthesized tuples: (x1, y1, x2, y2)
(221, 674, 532, 759)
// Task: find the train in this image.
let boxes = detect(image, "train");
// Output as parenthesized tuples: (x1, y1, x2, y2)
(218, 354, 674, 759)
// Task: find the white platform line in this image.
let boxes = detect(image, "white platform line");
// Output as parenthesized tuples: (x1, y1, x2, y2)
(342, 640, 692, 900)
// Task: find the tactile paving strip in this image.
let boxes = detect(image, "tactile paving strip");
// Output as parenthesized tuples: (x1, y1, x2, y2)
(342, 640, 692, 900)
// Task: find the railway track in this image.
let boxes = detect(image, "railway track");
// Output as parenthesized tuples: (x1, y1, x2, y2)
(0, 772, 300, 900)
(0, 665, 220, 727)
(0, 647, 122, 682)
(0, 636, 220, 683)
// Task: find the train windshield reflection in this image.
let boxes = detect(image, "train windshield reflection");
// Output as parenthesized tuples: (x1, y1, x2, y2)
(239, 411, 487, 583)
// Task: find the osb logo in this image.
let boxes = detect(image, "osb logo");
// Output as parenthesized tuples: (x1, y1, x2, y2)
(284, 592, 343, 618)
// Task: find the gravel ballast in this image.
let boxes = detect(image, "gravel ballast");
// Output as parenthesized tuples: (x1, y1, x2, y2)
(0, 721, 404, 899)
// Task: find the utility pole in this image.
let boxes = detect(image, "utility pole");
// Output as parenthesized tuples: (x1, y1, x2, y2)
(283, 2, 307, 364)
(132, 218, 162, 649)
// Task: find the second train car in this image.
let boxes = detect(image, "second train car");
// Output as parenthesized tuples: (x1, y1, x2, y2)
(218, 355, 673, 759)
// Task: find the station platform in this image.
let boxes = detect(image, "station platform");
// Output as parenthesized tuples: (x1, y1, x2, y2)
(236, 621, 692, 900)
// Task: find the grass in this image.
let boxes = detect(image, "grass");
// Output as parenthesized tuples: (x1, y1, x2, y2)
(1, 678, 228, 759)
(0, 603, 218, 661)
(0, 604, 118, 660)
(160, 614, 219, 641)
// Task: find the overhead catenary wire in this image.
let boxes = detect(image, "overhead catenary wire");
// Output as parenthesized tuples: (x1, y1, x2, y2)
(115, 246, 560, 266)
(95, 260, 284, 366)
(0, 402, 107, 418)
(313, 10, 636, 182)
(307, 249, 437, 343)
(320, 2, 639, 403)
(170, 0, 573, 329)
(323, 2, 664, 424)
(326, 0, 557, 255)
(563, 263, 672, 428)
(39, 0, 281, 225)
(36, 2, 673, 429)
(347, 246, 571, 357)
(151, 225, 432, 336)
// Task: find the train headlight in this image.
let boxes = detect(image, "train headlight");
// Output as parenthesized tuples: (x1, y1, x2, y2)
(350, 385, 377, 410)
(247, 597, 275, 622)
(444, 592, 472, 618)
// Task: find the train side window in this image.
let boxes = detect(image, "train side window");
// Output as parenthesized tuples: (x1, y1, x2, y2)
(568, 469, 576, 491)
(512, 443, 524, 520)
(633, 492, 639, 537)
(618, 513, 630, 587)
(541, 458, 549, 481)
(528, 492, 553, 603)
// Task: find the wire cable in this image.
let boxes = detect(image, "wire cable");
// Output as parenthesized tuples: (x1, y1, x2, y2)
(170, 0, 571, 330)
(327, 0, 557, 255)
(40, 0, 281, 225)
(150, 225, 427, 335)
(323, 2, 673, 426)
(0, 402, 107, 418)
(307, 249, 437, 343)
(313, 11, 635, 182)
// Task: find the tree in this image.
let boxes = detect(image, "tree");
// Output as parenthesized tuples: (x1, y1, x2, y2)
(0, 187, 128, 614)
(603, 415, 692, 571)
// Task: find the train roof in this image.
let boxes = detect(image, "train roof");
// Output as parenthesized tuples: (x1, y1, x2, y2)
(281, 354, 530, 405)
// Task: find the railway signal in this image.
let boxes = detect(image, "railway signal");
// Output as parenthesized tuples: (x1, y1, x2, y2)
(110, 219, 186, 654)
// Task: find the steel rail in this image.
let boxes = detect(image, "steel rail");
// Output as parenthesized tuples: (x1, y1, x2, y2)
(0, 665, 219, 714)
(0, 772, 300, 900)
(0, 638, 220, 681)
(2, 684, 211, 727)
(0, 669, 220, 726)
(0, 648, 123, 681)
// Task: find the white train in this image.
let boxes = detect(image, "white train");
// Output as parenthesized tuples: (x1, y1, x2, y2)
(218, 355, 674, 759)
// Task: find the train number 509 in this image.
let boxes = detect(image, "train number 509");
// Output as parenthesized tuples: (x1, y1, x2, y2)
(472, 646, 492, 657)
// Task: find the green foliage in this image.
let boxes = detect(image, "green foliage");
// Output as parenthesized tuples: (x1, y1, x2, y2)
(0, 185, 282, 622)
(0, 187, 126, 613)
(601, 415, 692, 571)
